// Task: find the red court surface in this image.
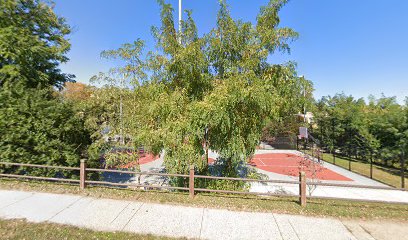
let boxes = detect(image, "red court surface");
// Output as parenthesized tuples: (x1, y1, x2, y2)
(120, 154, 159, 169)
(250, 153, 352, 181)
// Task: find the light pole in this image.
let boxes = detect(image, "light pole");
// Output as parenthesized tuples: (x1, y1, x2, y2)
(178, 0, 182, 32)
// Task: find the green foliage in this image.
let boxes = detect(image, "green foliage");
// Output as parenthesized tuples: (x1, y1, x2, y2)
(62, 85, 123, 162)
(0, 84, 94, 177)
(0, 1, 95, 178)
(0, 0, 73, 89)
(103, 149, 139, 170)
(315, 93, 408, 168)
(93, 0, 311, 189)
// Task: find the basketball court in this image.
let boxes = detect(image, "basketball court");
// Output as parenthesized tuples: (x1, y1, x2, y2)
(120, 154, 160, 169)
(249, 152, 352, 181)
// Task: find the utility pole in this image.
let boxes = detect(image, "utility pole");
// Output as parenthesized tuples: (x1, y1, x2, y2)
(179, 0, 182, 33)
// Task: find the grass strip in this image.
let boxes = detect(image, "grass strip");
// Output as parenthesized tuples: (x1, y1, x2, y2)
(314, 151, 407, 189)
(0, 218, 180, 240)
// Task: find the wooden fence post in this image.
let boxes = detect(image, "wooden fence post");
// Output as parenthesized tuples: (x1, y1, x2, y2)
(189, 165, 195, 198)
(299, 171, 306, 206)
(80, 159, 87, 190)
(370, 152, 373, 179)
(401, 151, 405, 189)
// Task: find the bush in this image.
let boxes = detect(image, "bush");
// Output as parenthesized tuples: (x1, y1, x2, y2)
(0, 85, 94, 179)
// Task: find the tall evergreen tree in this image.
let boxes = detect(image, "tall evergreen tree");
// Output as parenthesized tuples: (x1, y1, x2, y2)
(0, 1, 91, 176)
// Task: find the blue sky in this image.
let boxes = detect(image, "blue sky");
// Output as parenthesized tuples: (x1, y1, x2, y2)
(54, 0, 408, 102)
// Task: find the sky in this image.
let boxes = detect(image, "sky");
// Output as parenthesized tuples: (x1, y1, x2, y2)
(53, 0, 408, 103)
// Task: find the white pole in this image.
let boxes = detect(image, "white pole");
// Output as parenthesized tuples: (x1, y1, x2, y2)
(178, 0, 182, 33)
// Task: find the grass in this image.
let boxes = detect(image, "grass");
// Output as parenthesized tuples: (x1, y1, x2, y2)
(0, 178, 407, 221)
(314, 151, 407, 189)
(0, 218, 180, 240)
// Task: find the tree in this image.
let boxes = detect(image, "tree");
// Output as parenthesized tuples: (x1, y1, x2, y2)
(0, 85, 91, 177)
(315, 93, 408, 169)
(315, 94, 376, 155)
(0, 0, 73, 89)
(366, 96, 407, 166)
(0, 1, 93, 177)
(61, 82, 94, 101)
(94, 0, 309, 188)
(62, 84, 124, 162)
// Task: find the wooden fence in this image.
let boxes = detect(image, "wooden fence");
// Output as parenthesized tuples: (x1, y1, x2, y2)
(1, 160, 407, 206)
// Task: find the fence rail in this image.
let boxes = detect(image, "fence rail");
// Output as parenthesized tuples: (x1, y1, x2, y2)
(0, 161, 80, 171)
(1, 160, 407, 206)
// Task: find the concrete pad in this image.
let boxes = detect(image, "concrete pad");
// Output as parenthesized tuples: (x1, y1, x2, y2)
(123, 203, 203, 239)
(311, 186, 366, 200)
(341, 220, 376, 240)
(200, 208, 282, 240)
(49, 196, 93, 224)
(279, 214, 357, 240)
(0, 190, 34, 209)
(274, 214, 304, 240)
(0, 192, 81, 222)
(357, 220, 408, 240)
(51, 197, 137, 231)
(110, 202, 144, 230)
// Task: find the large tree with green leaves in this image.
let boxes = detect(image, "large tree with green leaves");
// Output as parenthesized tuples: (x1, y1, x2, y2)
(0, 0, 92, 176)
(0, 0, 73, 89)
(0, 85, 91, 177)
(94, 0, 311, 186)
(315, 94, 408, 169)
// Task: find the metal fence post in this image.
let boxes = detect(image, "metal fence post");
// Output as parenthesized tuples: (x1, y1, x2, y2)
(189, 165, 195, 198)
(296, 137, 299, 151)
(299, 171, 306, 206)
(80, 159, 87, 190)
(333, 148, 336, 165)
(304, 138, 307, 153)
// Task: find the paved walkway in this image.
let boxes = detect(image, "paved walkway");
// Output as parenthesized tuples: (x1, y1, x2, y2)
(1, 190, 406, 240)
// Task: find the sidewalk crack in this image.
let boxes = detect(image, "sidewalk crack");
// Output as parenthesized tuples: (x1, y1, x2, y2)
(121, 202, 144, 231)
(198, 208, 205, 239)
(359, 224, 377, 240)
(272, 214, 285, 240)
(288, 219, 301, 240)
(110, 202, 131, 224)
(0, 192, 35, 210)
(47, 196, 85, 221)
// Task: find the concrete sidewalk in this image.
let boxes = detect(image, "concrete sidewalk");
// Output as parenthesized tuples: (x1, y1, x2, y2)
(1, 190, 406, 240)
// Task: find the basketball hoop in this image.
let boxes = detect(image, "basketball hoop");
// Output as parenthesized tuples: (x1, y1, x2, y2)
(299, 127, 308, 139)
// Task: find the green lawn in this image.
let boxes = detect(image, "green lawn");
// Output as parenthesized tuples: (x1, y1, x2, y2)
(0, 178, 407, 221)
(314, 151, 407, 189)
(0, 218, 180, 240)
